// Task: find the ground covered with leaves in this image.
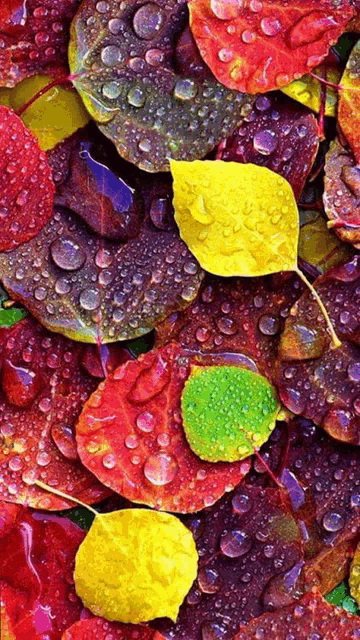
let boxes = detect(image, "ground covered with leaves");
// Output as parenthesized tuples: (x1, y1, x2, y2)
(3, 1, 360, 639)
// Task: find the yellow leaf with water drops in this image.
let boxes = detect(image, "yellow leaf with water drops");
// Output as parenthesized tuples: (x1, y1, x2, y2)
(74, 508, 198, 624)
(281, 66, 340, 117)
(350, 541, 360, 606)
(171, 160, 299, 278)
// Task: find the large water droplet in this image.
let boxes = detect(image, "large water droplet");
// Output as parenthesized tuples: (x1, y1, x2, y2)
(253, 129, 278, 155)
(322, 510, 344, 532)
(220, 530, 252, 557)
(210, 0, 242, 20)
(258, 314, 280, 335)
(127, 86, 146, 108)
(101, 45, 123, 66)
(143, 452, 178, 485)
(260, 17, 282, 36)
(79, 288, 101, 311)
(348, 362, 360, 382)
(198, 568, 221, 593)
(174, 78, 198, 101)
(232, 492, 252, 514)
(50, 237, 86, 271)
(133, 3, 165, 40)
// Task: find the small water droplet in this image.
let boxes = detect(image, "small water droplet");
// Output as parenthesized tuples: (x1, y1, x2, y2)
(322, 510, 344, 532)
(260, 17, 282, 36)
(102, 453, 116, 469)
(232, 493, 251, 514)
(198, 568, 221, 594)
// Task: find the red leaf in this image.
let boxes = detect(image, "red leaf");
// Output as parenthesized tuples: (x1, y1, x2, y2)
(76, 343, 250, 513)
(0, 506, 85, 640)
(0, 0, 80, 87)
(0, 317, 111, 509)
(216, 94, 319, 201)
(0, 106, 54, 251)
(234, 589, 360, 639)
(62, 618, 166, 640)
(188, 0, 354, 93)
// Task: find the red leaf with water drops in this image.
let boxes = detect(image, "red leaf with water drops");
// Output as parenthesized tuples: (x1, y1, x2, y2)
(153, 485, 303, 640)
(188, 0, 354, 93)
(216, 93, 319, 201)
(76, 343, 251, 513)
(0, 0, 80, 87)
(62, 618, 166, 640)
(156, 273, 303, 382)
(1, 507, 86, 640)
(0, 105, 54, 252)
(0, 317, 112, 509)
(234, 589, 360, 640)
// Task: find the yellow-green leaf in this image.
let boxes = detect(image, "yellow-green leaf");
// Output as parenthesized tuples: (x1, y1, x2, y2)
(281, 66, 340, 118)
(0, 75, 90, 151)
(350, 541, 360, 606)
(171, 160, 299, 277)
(74, 509, 198, 624)
(299, 210, 354, 274)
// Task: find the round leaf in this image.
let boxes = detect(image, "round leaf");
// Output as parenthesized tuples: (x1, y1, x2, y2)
(62, 618, 166, 640)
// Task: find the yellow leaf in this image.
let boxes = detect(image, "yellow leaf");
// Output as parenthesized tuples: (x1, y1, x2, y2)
(350, 542, 360, 606)
(171, 160, 299, 277)
(299, 210, 354, 273)
(281, 66, 340, 117)
(0, 75, 90, 151)
(74, 508, 198, 624)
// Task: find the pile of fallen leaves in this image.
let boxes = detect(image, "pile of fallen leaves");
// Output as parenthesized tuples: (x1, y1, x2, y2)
(3, 0, 360, 638)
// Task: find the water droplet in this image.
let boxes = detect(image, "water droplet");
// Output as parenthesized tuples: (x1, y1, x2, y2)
(241, 30, 256, 44)
(143, 452, 178, 485)
(55, 277, 71, 295)
(174, 78, 198, 100)
(258, 314, 280, 335)
(253, 129, 278, 155)
(210, 0, 242, 20)
(133, 3, 165, 40)
(218, 48, 234, 62)
(260, 17, 282, 36)
(102, 453, 116, 469)
(201, 622, 227, 640)
(145, 48, 164, 66)
(9, 456, 23, 471)
(232, 493, 251, 514)
(196, 327, 210, 343)
(124, 434, 138, 449)
(102, 82, 122, 100)
(96, 1, 109, 12)
(36, 451, 51, 467)
(198, 568, 221, 594)
(220, 530, 252, 557)
(50, 237, 86, 271)
(351, 493, 360, 507)
(322, 510, 345, 532)
(127, 86, 146, 108)
(216, 316, 237, 335)
(79, 288, 101, 311)
(348, 362, 360, 382)
(101, 45, 123, 66)
(157, 433, 170, 447)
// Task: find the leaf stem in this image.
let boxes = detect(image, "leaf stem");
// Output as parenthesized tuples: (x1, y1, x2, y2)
(34, 480, 99, 516)
(294, 265, 341, 349)
(309, 72, 342, 91)
(16, 75, 73, 117)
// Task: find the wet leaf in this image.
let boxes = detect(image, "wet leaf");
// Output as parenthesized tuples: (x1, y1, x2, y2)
(281, 64, 341, 117)
(0, 317, 111, 509)
(234, 589, 360, 640)
(68, 0, 253, 172)
(216, 94, 319, 202)
(328, 582, 359, 614)
(350, 543, 360, 606)
(153, 485, 303, 640)
(1, 506, 85, 639)
(156, 273, 303, 382)
(0, 286, 27, 327)
(74, 508, 198, 622)
(0, 75, 90, 150)
(171, 160, 299, 277)
(62, 618, 166, 640)
(182, 366, 279, 462)
(76, 343, 250, 512)
(339, 40, 360, 163)
(0, 205, 204, 343)
(298, 209, 354, 274)
(188, 0, 354, 93)
(323, 138, 360, 248)
(0, 105, 54, 251)
(0, 0, 80, 87)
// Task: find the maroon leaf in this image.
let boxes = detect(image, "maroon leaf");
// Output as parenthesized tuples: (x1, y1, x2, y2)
(153, 485, 303, 640)
(0, 0, 80, 87)
(0, 505, 85, 639)
(0, 317, 112, 509)
(0, 105, 54, 251)
(216, 94, 319, 201)
(156, 273, 303, 381)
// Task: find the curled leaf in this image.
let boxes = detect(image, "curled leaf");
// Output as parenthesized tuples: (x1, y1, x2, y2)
(188, 0, 354, 93)
(69, 0, 253, 172)
(74, 509, 198, 622)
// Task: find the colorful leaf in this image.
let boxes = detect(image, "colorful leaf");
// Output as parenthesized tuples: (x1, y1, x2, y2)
(188, 0, 354, 93)
(350, 542, 360, 605)
(0, 0, 80, 87)
(281, 63, 341, 117)
(327, 582, 359, 615)
(0, 105, 54, 251)
(156, 273, 303, 381)
(298, 209, 354, 274)
(74, 509, 198, 622)
(0, 75, 90, 150)
(154, 485, 303, 640)
(215, 93, 319, 202)
(0, 285, 27, 327)
(68, 0, 253, 172)
(339, 40, 360, 163)
(0, 317, 111, 509)
(0, 506, 85, 639)
(323, 138, 360, 248)
(182, 366, 279, 461)
(171, 160, 299, 277)
(62, 618, 166, 640)
(233, 589, 360, 640)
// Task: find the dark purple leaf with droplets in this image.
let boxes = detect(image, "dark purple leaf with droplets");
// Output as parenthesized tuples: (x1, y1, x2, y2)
(153, 486, 303, 640)
(0, 205, 203, 343)
(156, 273, 303, 381)
(247, 417, 360, 594)
(216, 94, 319, 201)
(68, 0, 253, 172)
(323, 138, 360, 248)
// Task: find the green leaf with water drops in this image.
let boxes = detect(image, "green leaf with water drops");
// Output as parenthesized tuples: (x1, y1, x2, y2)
(0, 286, 27, 327)
(327, 581, 359, 614)
(350, 542, 360, 608)
(181, 365, 279, 462)
(68, 0, 253, 172)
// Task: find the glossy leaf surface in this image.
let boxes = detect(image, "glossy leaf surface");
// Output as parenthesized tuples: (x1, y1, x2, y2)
(62, 619, 166, 640)
(281, 64, 341, 117)
(339, 40, 360, 163)
(69, 0, 253, 172)
(298, 209, 354, 275)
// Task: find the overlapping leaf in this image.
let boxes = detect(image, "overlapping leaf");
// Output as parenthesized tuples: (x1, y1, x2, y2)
(188, 0, 354, 93)
(0, 0, 80, 87)
(0, 317, 111, 508)
(323, 139, 360, 248)
(156, 273, 303, 381)
(281, 61, 341, 117)
(298, 209, 354, 274)
(1, 505, 85, 639)
(69, 0, 253, 172)
(76, 343, 251, 513)
(153, 485, 303, 640)
(0, 105, 54, 251)
(63, 619, 166, 640)
(339, 40, 360, 163)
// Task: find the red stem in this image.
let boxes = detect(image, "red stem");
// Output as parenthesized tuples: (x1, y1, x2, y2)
(310, 72, 342, 91)
(16, 75, 73, 116)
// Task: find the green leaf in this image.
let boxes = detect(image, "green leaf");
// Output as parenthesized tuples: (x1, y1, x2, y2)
(0, 286, 27, 327)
